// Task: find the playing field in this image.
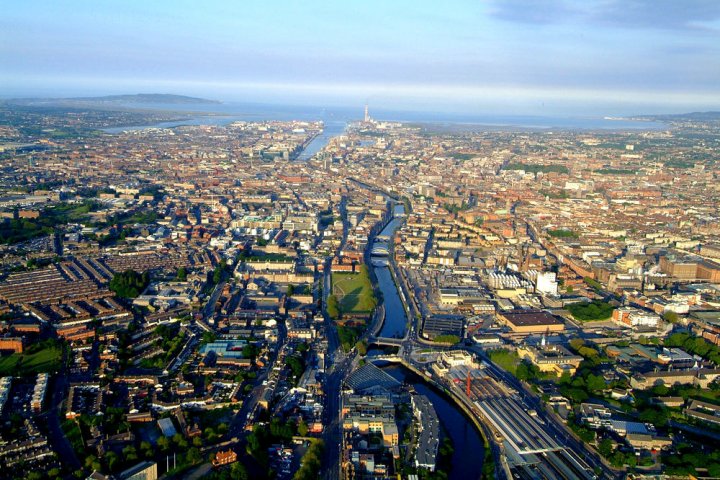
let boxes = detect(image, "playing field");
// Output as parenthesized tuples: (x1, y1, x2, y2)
(332, 268, 377, 314)
(0, 344, 63, 376)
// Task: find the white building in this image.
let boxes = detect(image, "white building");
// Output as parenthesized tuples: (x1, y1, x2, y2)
(536, 271, 559, 296)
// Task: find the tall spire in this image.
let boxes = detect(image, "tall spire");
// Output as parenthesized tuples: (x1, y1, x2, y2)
(364, 103, 370, 123)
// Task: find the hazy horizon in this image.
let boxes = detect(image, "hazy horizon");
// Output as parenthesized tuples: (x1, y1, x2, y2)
(2, 0, 720, 116)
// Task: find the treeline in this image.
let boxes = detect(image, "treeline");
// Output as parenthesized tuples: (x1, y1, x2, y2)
(665, 332, 720, 364)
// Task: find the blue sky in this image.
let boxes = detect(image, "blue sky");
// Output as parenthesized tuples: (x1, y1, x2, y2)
(2, 0, 720, 115)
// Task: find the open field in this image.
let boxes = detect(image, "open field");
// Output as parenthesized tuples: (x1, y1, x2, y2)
(0, 342, 63, 376)
(332, 268, 376, 314)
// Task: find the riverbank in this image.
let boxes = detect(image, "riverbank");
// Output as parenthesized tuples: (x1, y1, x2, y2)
(382, 362, 494, 479)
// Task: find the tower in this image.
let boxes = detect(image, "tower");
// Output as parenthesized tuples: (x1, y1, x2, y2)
(364, 103, 370, 123)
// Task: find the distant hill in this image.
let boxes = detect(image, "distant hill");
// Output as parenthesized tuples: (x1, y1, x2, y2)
(631, 111, 720, 122)
(69, 93, 221, 104)
(654, 111, 720, 121)
(7, 93, 220, 107)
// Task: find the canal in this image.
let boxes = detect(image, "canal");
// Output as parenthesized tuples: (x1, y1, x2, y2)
(383, 364, 485, 479)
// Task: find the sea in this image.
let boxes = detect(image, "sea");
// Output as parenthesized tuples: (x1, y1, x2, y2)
(101, 101, 667, 136)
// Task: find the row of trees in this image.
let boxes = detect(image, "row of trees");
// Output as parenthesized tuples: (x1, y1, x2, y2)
(293, 439, 324, 480)
(326, 294, 340, 319)
(665, 332, 720, 364)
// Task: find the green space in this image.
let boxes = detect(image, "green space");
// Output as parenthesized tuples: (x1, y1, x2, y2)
(109, 269, 150, 298)
(138, 324, 187, 370)
(211, 259, 230, 285)
(566, 301, 614, 321)
(442, 202, 470, 214)
(240, 251, 294, 262)
(121, 210, 158, 224)
(293, 438, 325, 480)
(583, 276, 603, 292)
(665, 332, 720, 364)
(547, 228, 579, 239)
(337, 326, 361, 352)
(246, 417, 303, 468)
(286, 353, 306, 386)
(432, 334, 461, 345)
(488, 349, 521, 376)
(662, 444, 720, 476)
(331, 265, 377, 314)
(595, 168, 636, 175)
(538, 189, 569, 199)
(505, 162, 569, 174)
(0, 200, 103, 244)
(0, 338, 64, 376)
(665, 159, 695, 169)
(287, 284, 311, 296)
(448, 152, 476, 160)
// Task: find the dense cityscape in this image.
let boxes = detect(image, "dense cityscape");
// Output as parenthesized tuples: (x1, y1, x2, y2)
(3, 0, 720, 478)
(0, 96, 719, 480)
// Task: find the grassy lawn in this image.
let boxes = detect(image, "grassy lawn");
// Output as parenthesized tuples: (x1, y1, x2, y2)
(488, 349, 520, 376)
(332, 268, 377, 314)
(0, 342, 63, 376)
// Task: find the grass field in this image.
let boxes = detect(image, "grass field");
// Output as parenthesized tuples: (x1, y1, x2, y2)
(0, 343, 63, 376)
(332, 268, 377, 314)
(488, 349, 521, 376)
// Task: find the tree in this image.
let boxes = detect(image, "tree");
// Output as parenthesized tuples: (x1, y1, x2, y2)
(157, 436, 170, 452)
(569, 338, 585, 352)
(109, 269, 150, 298)
(516, 362, 531, 381)
(298, 418, 309, 437)
(140, 440, 154, 459)
(231, 462, 249, 480)
(85, 454, 98, 469)
(287, 284, 295, 296)
(327, 294, 340, 319)
(205, 427, 218, 443)
(286, 355, 305, 383)
(106, 451, 121, 471)
(586, 374, 607, 392)
(187, 447, 202, 465)
(242, 343, 259, 359)
(639, 407, 668, 427)
(598, 438, 613, 458)
(355, 340, 367, 356)
(122, 445, 138, 462)
(177, 266, 187, 281)
(663, 311, 679, 323)
(578, 346, 600, 361)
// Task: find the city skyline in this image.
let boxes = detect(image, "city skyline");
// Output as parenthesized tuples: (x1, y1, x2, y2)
(2, 0, 720, 115)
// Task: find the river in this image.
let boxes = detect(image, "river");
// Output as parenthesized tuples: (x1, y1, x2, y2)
(373, 205, 408, 339)
(297, 120, 346, 160)
(383, 364, 485, 479)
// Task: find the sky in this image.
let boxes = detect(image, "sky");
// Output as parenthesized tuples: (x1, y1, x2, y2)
(2, 0, 720, 115)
